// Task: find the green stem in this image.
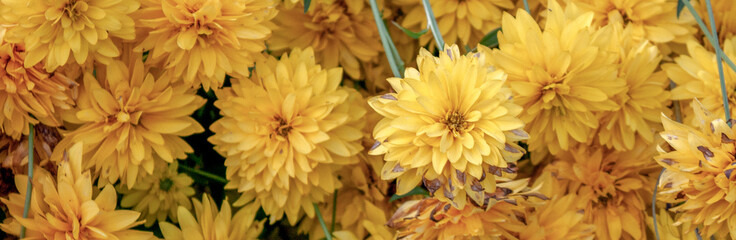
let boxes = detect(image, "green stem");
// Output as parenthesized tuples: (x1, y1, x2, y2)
(704, 0, 730, 124)
(313, 203, 332, 240)
(523, 0, 530, 14)
(369, 0, 404, 78)
(330, 190, 337, 234)
(421, 0, 445, 51)
(652, 168, 665, 240)
(682, 0, 736, 75)
(20, 124, 34, 238)
(178, 165, 228, 184)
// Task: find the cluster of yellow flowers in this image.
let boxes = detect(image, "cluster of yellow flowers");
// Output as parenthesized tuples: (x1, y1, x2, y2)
(1, 0, 736, 239)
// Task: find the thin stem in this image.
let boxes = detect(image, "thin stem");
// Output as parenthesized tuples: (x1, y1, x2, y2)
(671, 81, 683, 123)
(20, 125, 34, 238)
(705, 0, 730, 124)
(369, 0, 404, 78)
(313, 203, 333, 240)
(523, 0, 530, 14)
(178, 165, 228, 184)
(682, 0, 736, 76)
(330, 190, 337, 234)
(421, 0, 445, 50)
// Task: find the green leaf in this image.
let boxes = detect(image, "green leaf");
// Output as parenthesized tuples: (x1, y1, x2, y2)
(676, 0, 687, 18)
(304, 0, 311, 13)
(391, 21, 428, 39)
(479, 28, 501, 48)
(389, 187, 429, 202)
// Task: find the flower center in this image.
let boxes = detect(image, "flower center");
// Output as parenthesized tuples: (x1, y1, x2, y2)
(63, 0, 88, 20)
(443, 111, 467, 135)
(116, 111, 130, 123)
(274, 116, 292, 138)
(159, 178, 174, 191)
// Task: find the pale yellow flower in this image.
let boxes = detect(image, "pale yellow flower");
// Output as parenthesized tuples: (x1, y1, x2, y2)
(160, 194, 264, 240)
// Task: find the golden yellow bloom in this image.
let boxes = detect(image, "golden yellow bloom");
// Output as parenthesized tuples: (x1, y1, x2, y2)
(135, 0, 277, 90)
(696, 0, 736, 45)
(491, 0, 625, 155)
(521, 194, 596, 240)
(595, 24, 671, 151)
(655, 100, 736, 238)
(369, 44, 528, 209)
(667, 37, 736, 123)
(51, 56, 205, 187)
(119, 161, 195, 227)
(268, 0, 383, 79)
(571, 0, 696, 45)
(209, 48, 365, 224)
(646, 209, 699, 240)
(0, 0, 138, 71)
(386, 178, 542, 239)
(159, 194, 264, 240)
(0, 143, 155, 239)
(395, 0, 513, 48)
(0, 33, 76, 140)
(544, 144, 655, 240)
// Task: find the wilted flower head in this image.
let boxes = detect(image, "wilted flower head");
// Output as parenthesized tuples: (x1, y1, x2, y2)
(655, 100, 736, 238)
(0, 143, 154, 239)
(0, 0, 138, 71)
(135, 0, 277, 90)
(521, 194, 596, 240)
(159, 194, 264, 240)
(119, 161, 195, 227)
(268, 0, 383, 79)
(369, 44, 528, 209)
(491, 0, 625, 156)
(0, 34, 76, 140)
(51, 56, 205, 187)
(209, 47, 365, 224)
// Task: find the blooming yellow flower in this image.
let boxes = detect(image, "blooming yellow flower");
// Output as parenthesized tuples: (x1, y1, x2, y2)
(571, 0, 696, 45)
(0, 0, 138, 71)
(268, 0, 383, 79)
(0, 32, 76, 140)
(369, 44, 528, 209)
(595, 24, 671, 151)
(0, 143, 155, 239)
(159, 194, 264, 240)
(51, 56, 205, 187)
(544, 144, 655, 240)
(386, 178, 542, 239)
(666, 37, 736, 123)
(135, 0, 277, 90)
(119, 161, 195, 227)
(395, 0, 513, 48)
(655, 100, 736, 239)
(491, 0, 625, 155)
(209, 48, 365, 224)
(646, 209, 699, 240)
(521, 194, 596, 240)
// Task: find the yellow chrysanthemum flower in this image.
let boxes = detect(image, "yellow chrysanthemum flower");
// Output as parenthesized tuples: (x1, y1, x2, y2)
(118, 161, 195, 227)
(386, 178, 542, 239)
(0, 32, 76, 140)
(209, 47, 365, 224)
(521, 194, 596, 240)
(0, 0, 138, 71)
(395, 0, 513, 48)
(696, 0, 736, 45)
(667, 37, 736, 123)
(135, 0, 277, 90)
(646, 209, 699, 240)
(595, 24, 671, 151)
(268, 0, 383, 79)
(0, 143, 155, 239)
(491, 0, 625, 155)
(544, 144, 656, 240)
(51, 56, 205, 187)
(571, 0, 696, 45)
(159, 194, 264, 240)
(369, 44, 528, 209)
(655, 100, 736, 238)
